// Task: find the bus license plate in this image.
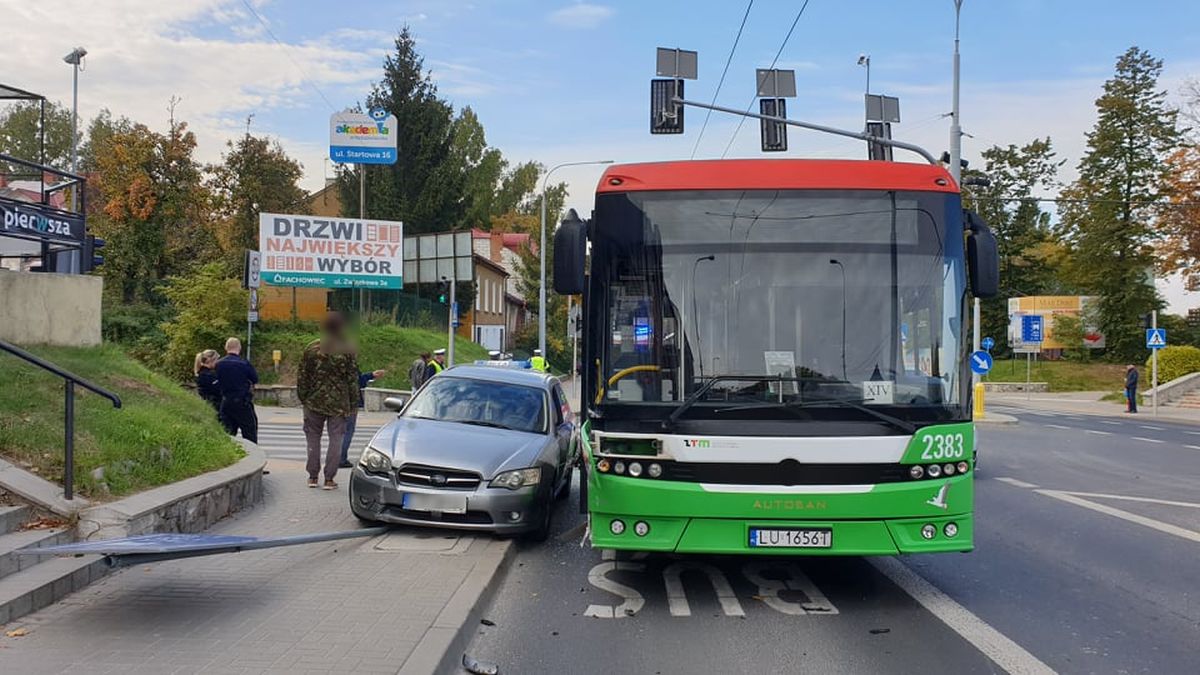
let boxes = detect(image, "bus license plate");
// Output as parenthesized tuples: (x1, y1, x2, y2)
(749, 528, 832, 548)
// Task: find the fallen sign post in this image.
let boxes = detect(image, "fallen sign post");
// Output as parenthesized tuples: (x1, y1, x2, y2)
(18, 527, 389, 569)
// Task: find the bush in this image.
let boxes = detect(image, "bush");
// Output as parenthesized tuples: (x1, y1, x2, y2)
(1147, 345, 1200, 383)
(160, 263, 247, 381)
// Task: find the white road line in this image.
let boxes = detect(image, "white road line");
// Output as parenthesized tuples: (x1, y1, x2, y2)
(1100, 421, 1121, 426)
(1139, 425, 1164, 431)
(1085, 429, 1112, 436)
(1186, 445, 1200, 451)
(869, 557, 1055, 675)
(994, 477, 1040, 489)
(1187, 432, 1200, 437)
(1131, 437, 1165, 444)
(1054, 491, 1200, 510)
(1035, 490, 1200, 544)
(1043, 424, 1071, 430)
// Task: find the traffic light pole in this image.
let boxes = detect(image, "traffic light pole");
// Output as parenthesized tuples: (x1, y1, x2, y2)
(447, 277, 457, 367)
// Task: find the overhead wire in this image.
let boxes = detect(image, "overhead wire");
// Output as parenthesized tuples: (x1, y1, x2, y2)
(241, 0, 337, 111)
(720, 0, 813, 159)
(690, 0, 755, 159)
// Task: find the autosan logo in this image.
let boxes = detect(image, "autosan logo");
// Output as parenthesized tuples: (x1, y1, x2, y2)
(752, 499, 828, 511)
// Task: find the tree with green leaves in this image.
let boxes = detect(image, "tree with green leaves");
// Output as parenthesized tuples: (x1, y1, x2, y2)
(962, 138, 1067, 355)
(0, 100, 75, 170)
(1058, 47, 1182, 361)
(339, 27, 458, 232)
(208, 132, 306, 272)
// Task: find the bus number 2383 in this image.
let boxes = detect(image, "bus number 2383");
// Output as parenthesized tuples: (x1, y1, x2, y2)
(921, 433, 966, 460)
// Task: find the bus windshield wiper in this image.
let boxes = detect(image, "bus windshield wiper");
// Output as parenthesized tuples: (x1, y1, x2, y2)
(663, 375, 789, 431)
(715, 397, 917, 434)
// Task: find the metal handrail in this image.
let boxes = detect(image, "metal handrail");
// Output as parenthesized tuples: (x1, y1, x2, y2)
(0, 339, 121, 500)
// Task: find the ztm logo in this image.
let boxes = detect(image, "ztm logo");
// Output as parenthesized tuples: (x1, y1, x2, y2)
(683, 439, 711, 448)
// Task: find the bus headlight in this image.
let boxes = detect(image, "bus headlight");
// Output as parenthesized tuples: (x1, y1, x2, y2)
(926, 464, 942, 478)
(648, 463, 663, 478)
(944, 522, 959, 537)
(597, 459, 611, 473)
(610, 519, 626, 535)
(628, 462, 643, 477)
(908, 465, 925, 479)
(614, 461, 626, 475)
(942, 463, 956, 476)
(921, 524, 937, 540)
(956, 461, 969, 474)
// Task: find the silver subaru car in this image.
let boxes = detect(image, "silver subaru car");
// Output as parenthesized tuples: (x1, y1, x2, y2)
(349, 364, 577, 540)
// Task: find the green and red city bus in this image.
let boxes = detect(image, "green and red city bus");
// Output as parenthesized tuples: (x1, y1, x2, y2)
(553, 158, 998, 555)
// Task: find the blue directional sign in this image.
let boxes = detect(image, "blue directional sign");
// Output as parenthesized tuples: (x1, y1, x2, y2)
(1021, 315, 1044, 343)
(981, 336, 995, 352)
(970, 350, 994, 375)
(1146, 328, 1167, 350)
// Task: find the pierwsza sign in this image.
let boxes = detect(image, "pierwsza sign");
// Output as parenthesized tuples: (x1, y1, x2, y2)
(329, 108, 398, 165)
(0, 199, 85, 245)
(258, 213, 404, 289)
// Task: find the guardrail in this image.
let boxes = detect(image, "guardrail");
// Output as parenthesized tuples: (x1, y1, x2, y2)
(0, 339, 121, 500)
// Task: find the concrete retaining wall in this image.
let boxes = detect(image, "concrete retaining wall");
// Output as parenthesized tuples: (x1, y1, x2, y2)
(77, 439, 266, 540)
(0, 271, 102, 347)
(1146, 371, 1200, 405)
(253, 385, 411, 411)
(983, 381, 1049, 393)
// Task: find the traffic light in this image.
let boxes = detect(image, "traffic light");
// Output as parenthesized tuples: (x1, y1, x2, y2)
(1139, 313, 1152, 329)
(437, 278, 450, 304)
(81, 235, 105, 273)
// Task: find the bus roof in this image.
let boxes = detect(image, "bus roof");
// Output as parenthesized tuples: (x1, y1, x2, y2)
(596, 159, 958, 195)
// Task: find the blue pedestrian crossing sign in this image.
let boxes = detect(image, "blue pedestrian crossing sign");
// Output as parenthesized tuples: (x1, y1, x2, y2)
(1146, 328, 1167, 349)
(981, 336, 995, 352)
(1021, 315, 1044, 343)
(969, 350, 993, 375)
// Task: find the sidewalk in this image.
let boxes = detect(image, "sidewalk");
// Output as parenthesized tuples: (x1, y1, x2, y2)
(990, 390, 1200, 426)
(0, 459, 511, 675)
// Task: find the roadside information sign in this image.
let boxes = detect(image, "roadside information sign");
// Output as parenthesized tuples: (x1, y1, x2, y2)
(329, 108, 398, 165)
(1022, 315, 1044, 344)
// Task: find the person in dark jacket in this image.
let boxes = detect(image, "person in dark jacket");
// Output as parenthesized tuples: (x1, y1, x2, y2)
(215, 337, 259, 442)
(340, 368, 386, 467)
(194, 349, 222, 416)
(1125, 365, 1139, 413)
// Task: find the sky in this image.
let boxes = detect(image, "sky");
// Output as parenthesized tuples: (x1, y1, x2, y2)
(5, 0, 1200, 312)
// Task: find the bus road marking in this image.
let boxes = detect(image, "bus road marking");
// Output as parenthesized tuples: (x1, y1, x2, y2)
(1034, 490, 1200, 544)
(1131, 437, 1165, 444)
(663, 562, 745, 617)
(742, 562, 838, 615)
(1085, 429, 1112, 436)
(994, 477, 1040, 489)
(869, 557, 1055, 675)
(1043, 424, 1071, 430)
(584, 561, 646, 618)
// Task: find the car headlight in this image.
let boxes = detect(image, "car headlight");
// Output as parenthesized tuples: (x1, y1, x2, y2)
(490, 467, 541, 490)
(359, 446, 392, 475)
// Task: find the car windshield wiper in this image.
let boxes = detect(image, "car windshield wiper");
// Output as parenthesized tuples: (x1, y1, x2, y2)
(715, 397, 917, 434)
(662, 375, 790, 431)
(454, 419, 517, 431)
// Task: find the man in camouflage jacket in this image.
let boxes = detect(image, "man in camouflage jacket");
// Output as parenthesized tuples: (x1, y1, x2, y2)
(298, 313, 360, 489)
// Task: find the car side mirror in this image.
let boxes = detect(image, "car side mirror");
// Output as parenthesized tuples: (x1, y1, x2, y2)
(964, 210, 999, 299)
(553, 209, 587, 295)
(383, 396, 407, 412)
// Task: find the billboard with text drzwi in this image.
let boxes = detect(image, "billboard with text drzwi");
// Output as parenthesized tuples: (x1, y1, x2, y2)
(258, 213, 404, 289)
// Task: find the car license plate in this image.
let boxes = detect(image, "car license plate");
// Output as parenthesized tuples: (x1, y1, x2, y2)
(402, 492, 467, 514)
(749, 528, 832, 548)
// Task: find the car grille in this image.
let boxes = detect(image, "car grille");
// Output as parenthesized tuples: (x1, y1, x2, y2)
(396, 464, 482, 490)
(383, 506, 493, 524)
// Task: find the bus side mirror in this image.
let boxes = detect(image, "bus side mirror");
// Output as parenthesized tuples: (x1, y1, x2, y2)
(553, 209, 588, 295)
(964, 210, 999, 299)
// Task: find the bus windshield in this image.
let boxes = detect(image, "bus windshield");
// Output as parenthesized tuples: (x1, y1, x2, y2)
(589, 189, 968, 424)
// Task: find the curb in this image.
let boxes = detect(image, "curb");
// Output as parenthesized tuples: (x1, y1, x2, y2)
(975, 413, 1019, 426)
(397, 538, 515, 675)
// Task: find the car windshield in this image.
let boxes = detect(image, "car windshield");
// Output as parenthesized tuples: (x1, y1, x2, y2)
(403, 376, 548, 434)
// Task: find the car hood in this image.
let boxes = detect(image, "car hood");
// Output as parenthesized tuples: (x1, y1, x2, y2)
(368, 417, 547, 479)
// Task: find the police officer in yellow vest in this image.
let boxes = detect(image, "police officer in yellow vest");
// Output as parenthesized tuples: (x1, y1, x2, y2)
(530, 349, 548, 373)
(425, 348, 446, 381)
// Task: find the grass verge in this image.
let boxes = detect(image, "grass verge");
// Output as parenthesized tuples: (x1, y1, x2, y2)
(986, 359, 1128, 392)
(251, 323, 491, 389)
(0, 344, 243, 499)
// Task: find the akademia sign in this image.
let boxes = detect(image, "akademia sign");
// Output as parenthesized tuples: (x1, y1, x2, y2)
(258, 213, 404, 289)
(329, 108, 398, 165)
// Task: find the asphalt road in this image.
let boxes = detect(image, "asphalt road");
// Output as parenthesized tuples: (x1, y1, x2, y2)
(463, 410, 1200, 674)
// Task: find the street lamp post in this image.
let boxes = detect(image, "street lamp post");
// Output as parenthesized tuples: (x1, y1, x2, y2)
(948, 1, 981, 380)
(539, 159, 614, 359)
(63, 47, 86, 175)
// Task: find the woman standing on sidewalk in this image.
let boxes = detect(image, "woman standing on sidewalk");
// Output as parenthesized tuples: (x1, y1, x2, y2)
(194, 349, 222, 417)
